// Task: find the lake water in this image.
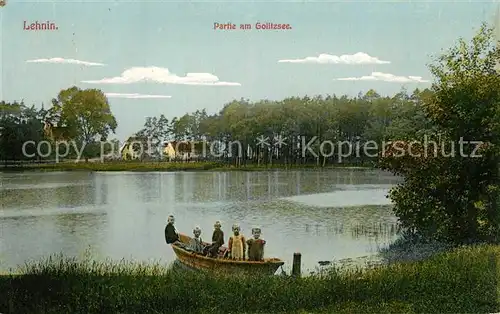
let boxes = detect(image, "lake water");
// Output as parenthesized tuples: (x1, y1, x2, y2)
(0, 169, 401, 273)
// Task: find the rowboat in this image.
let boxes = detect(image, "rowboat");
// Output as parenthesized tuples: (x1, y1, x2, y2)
(170, 233, 285, 276)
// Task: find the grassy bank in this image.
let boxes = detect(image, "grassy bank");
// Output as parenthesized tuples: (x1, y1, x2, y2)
(0, 161, 373, 172)
(1, 245, 499, 313)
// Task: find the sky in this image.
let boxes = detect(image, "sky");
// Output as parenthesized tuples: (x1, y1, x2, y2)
(1, 0, 499, 140)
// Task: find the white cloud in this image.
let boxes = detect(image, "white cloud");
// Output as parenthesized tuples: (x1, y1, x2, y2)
(278, 52, 390, 65)
(105, 93, 172, 99)
(81, 66, 241, 86)
(26, 57, 105, 66)
(336, 72, 429, 83)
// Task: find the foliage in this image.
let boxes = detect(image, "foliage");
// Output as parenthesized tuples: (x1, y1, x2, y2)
(0, 101, 47, 162)
(2, 87, 434, 166)
(0, 88, 119, 163)
(379, 24, 500, 243)
(136, 90, 433, 166)
(47, 86, 117, 160)
(135, 114, 170, 158)
(0, 245, 499, 313)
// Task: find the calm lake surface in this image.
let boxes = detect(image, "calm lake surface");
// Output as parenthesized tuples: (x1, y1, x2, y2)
(0, 169, 401, 273)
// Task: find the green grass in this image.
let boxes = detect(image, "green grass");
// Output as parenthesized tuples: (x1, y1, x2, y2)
(1, 244, 499, 313)
(1, 161, 373, 172)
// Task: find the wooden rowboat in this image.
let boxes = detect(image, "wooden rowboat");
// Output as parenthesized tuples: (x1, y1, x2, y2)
(170, 233, 285, 276)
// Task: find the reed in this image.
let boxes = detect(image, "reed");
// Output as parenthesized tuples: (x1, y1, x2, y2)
(1, 245, 499, 313)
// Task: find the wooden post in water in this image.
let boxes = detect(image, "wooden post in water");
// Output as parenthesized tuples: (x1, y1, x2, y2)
(292, 252, 301, 277)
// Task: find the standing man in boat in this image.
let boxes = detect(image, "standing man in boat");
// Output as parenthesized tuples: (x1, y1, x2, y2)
(164, 215, 180, 244)
(228, 224, 246, 260)
(247, 227, 266, 261)
(205, 221, 224, 257)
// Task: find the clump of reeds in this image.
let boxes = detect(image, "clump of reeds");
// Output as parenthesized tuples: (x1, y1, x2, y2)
(378, 231, 453, 264)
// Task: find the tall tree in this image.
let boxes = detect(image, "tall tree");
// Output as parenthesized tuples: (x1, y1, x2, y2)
(136, 114, 170, 158)
(49, 86, 117, 161)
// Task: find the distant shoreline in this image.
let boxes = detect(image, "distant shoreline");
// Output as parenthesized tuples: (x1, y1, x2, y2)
(0, 161, 375, 172)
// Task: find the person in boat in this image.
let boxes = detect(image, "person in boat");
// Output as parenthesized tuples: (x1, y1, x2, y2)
(247, 227, 266, 261)
(188, 226, 204, 253)
(164, 215, 180, 244)
(228, 223, 246, 260)
(204, 221, 224, 258)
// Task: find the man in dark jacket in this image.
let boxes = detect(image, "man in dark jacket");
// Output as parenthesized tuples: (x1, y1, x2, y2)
(165, 215, 180, 244)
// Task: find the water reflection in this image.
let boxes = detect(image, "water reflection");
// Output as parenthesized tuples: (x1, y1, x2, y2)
(1, 172, 104, 210)
(54, 213, 108, 256)
(1, 212, 107, 270)
(96, 175, 109, 205)
(129, 170, 400, 204)
(1, 169, 401, 272)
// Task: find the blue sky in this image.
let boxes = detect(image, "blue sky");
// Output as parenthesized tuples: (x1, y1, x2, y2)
(1, 0, 498, 140)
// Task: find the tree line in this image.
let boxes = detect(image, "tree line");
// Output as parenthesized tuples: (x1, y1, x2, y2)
(0, 80, 434, 166)
(151, 88, 433, 165)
